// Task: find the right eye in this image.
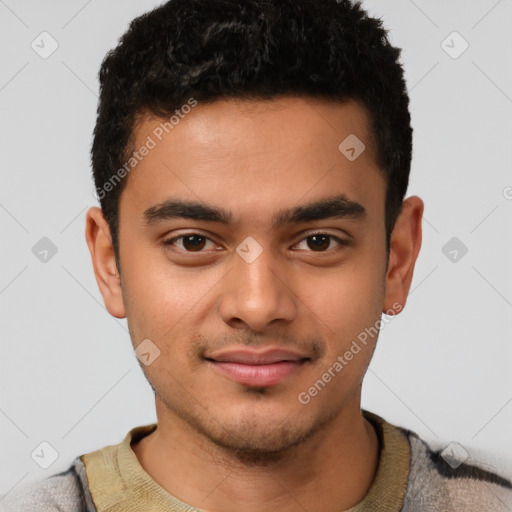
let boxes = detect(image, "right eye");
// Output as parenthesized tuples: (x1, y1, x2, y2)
(162, 233, 220, 253)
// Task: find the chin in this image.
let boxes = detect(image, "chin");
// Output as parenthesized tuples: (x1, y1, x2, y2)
(196, 406, 337, 466)
(208, 427, 311, 465)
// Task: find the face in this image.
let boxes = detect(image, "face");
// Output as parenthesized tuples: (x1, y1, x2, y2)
(86, 96, 422, 461)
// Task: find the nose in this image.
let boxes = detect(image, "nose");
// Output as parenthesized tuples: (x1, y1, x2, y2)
(218, 243, 297, 333)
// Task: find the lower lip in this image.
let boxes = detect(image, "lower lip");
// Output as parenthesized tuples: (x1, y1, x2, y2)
(210, 360, 306, 387)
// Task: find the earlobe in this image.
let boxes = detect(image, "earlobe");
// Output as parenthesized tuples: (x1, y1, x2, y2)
(382, 195, 424, 314)
(85, 207, 126, 319)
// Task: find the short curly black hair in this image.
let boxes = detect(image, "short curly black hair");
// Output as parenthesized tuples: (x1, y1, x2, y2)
(92, 0, 412, 272)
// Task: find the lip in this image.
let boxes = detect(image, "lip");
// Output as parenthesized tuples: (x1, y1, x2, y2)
(206, 347, 310, 387)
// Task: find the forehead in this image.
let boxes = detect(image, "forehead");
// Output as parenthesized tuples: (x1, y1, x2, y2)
(120, 96, 385, 226)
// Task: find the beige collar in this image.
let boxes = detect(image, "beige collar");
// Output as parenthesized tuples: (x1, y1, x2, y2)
(81, 410, 410, 511)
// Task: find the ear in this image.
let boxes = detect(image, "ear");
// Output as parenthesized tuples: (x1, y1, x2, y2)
(85, 207, 126, 319)
(382, 195, 424, 314)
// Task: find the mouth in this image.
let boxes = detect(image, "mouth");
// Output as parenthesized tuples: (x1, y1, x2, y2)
(205, 348, 311, 387)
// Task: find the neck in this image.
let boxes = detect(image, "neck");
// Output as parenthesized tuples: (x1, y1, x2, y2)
(132, 397, 379, 511)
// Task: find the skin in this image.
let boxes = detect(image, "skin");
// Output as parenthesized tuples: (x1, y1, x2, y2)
(85, 96, 423, 511)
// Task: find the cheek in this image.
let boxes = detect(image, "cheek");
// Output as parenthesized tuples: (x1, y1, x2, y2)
(307, 268, 384, 338)
(295, 266, 384, 402)
(297, 259, 385, 353)
(121, 244, 225, 342)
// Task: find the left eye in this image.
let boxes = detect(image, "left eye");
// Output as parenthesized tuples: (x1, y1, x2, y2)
(163, 232, 349, 253)
(293, 233, 348, 252)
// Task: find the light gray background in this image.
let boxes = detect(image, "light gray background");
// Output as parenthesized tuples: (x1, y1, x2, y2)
(1, 0, 511, 496)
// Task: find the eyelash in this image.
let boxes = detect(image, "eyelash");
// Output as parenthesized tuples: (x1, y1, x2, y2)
(162, 232, 351, 254)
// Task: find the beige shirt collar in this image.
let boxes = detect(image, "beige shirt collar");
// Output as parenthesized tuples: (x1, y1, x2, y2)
(81, 410, 410, 511)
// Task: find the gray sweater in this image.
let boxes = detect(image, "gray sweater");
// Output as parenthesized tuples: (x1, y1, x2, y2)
(1, 414, 511, 511)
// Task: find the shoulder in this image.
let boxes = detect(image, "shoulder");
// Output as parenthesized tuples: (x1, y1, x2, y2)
(399, 427, 512, 511)
(0, 457, 95, 512)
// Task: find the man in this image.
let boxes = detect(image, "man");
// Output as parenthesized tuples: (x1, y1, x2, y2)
(2, 0, 511, 510)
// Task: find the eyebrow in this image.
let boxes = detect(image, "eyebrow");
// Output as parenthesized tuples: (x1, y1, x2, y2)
(143, 193, 367, 229)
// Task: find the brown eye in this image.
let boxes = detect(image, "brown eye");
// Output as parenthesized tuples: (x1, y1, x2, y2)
(307, 234, 331, 251)
(181, 234, 206, 251)
(294, 233, 349, 252)
(163, 233, 216, 252)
